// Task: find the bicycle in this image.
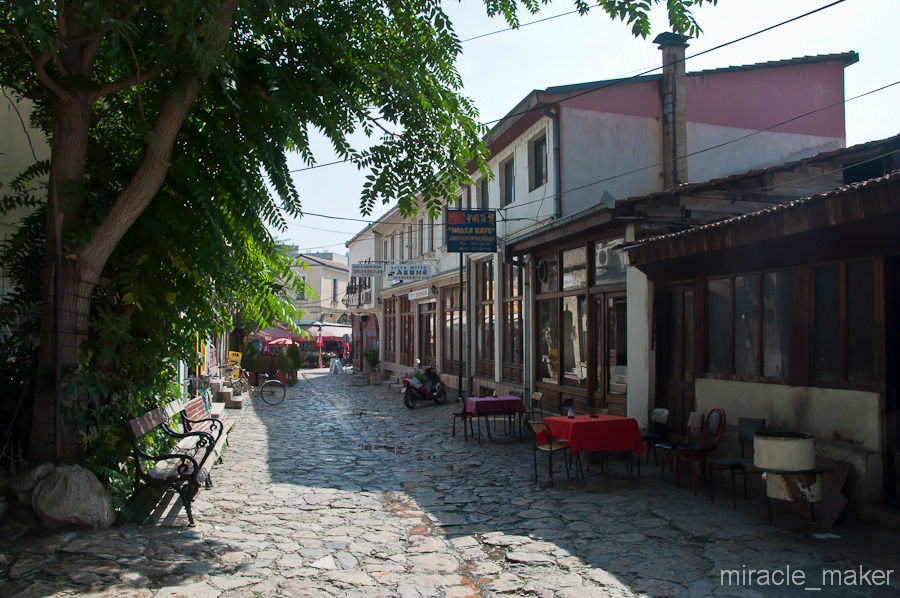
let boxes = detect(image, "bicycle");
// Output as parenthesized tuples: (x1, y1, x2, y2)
(225, 365, 248, 395)
(183, 375, 213, 409)
(239, 367, 286, 405)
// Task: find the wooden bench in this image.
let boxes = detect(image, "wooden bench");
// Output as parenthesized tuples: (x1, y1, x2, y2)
(124, 399, 232, 525)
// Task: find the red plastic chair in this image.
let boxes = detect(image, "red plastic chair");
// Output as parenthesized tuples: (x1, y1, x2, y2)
(674, 408, 726, 495)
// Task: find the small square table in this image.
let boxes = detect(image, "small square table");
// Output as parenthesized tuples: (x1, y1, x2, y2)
(544, 414, 645, 476)
(464, 395, 526, 441)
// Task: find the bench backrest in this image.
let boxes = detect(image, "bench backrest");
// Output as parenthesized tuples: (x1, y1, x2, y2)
(125, 407, 169, 440)
(183, 397, 211, 422)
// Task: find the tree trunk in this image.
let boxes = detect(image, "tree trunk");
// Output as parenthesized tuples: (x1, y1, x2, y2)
(29, 94, 95, 463)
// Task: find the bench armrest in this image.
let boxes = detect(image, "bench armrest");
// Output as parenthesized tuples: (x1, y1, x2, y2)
(180, 415, 224, 441)
(161, 424, 216, 463)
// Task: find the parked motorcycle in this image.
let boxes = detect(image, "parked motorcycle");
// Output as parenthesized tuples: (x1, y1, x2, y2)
(401, 361, 447, 409)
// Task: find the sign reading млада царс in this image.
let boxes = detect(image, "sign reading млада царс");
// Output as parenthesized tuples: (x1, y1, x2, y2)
(446, 209, 497, 253)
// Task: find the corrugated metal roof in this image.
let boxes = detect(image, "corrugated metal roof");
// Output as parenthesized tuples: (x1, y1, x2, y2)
(627, 169, 900, 249)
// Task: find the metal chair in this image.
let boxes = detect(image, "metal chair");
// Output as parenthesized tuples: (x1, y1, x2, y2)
(656, 411, 703, 480)
(451, 402, 475, 439)
(674, 408, 726, 495)
(528, 420, 572, 485)
(709, 417, 765, 507)
(523, 391, 544, 422)
(641, 408, 669, 465)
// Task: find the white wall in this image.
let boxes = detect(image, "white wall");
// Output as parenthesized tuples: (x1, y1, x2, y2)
(625, 224, 653, 428)
(561, 108, 663, 215)
(686, 123, 843, 184)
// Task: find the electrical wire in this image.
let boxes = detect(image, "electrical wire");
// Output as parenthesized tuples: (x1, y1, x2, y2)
(288, 0, 848, 173)
(292, 140, 899, 252)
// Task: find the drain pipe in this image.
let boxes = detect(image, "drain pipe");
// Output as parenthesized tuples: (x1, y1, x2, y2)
(542, 105, 562, 219)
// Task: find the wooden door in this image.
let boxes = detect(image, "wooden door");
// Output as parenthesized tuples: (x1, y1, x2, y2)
(656, 287, 696, 441)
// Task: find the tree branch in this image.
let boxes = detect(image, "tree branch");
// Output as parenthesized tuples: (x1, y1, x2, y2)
(80, 77, 202, 270)
(11, 27, 68, 98)
(90, 65, 166, 100)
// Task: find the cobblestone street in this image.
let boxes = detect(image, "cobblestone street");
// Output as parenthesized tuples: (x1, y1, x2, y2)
(2, 371, 898, 598)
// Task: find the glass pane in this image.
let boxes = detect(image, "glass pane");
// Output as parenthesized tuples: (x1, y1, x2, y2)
(537, 255, 558, 294)
(814, 264, 841, 382)
(595, 239, 628, 284)
(763, 271, 791, 379)
(847, 261, 875, 384)
(537, 299, 558, 384)
(504, 300, 522, 364)
(683, 292, 694, 381)
(561, 296, 587, 387)
(665, 292, 679, 379)
(608, 296, 627, 395)
(707, 279, 731, 374)
(734, 275, 760, 377)
(562, 247, 587, 290)
(597, 297, 607, 386)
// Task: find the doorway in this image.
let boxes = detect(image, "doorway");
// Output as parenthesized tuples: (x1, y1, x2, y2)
(886, 257, 900, 502)
(656, 286, 696, 441)
(418, 302, 436, 367)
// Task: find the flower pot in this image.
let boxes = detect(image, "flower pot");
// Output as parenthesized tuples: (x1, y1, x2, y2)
(289, 370, 298, 379)
(249, 372, 258, 386)
(366, 372, 371, 385)
(276, 371, 288, 384)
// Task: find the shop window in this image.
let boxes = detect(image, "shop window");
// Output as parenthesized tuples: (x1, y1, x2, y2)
(399, 297, 413, 366)
(706, 271, 791, 380)
(537, 299, 558, 384)
(442, 286, 465, 375)
(561, 295, 587, 387)
(606, 296, 628, 394)
(814, 260, 875, 386)
(477, 177, 489, 210)
(502, 262, 523, 382)
(594, 239, 628, 284)
(475, 260, 494, 376)
(536, 254, 558, 294)
(384, 297, 396, 363)
(562, 247, 587, 290)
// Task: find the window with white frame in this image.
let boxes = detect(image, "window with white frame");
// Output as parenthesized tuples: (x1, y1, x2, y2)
(529, 133, 547, 191)
(501, 157, 515, 206)
(417, 219, 424, 255)
(477, 177, 489, 210)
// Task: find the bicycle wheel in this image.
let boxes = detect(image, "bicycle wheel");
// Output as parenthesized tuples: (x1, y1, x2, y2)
(260, 380, 286, 405)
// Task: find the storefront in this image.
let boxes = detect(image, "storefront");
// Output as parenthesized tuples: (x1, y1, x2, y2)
(530, 236, 629, 414)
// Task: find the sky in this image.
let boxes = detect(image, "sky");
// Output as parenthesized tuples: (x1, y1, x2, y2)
(281, 0, 900, 255)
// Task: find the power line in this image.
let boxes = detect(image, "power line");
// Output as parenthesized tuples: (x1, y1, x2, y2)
(288, 0, 847, 174)
(460, 3, 602, 43)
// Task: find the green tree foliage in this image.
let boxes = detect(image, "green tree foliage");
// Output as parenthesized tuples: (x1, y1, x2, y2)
(0, 0, 709, 484)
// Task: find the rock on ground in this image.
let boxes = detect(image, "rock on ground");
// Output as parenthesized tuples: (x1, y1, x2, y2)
(31, 465, 115, 530)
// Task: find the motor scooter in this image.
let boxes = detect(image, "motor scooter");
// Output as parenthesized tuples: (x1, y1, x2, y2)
(401, 361, 447, 409)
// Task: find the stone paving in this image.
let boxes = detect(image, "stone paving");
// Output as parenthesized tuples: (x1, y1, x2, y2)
(1, 370, 899, 598)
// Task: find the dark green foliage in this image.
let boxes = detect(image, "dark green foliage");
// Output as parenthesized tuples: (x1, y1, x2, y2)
(287, 344, 302, 370)
(363, 347, 380, 371)
(274, 352, 292, 373)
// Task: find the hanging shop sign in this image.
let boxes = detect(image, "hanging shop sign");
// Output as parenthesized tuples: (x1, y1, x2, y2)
(350, 263, 384, 277)
(408, 288, 432, 301)
(386, 263, 431, 281)
(446, 209, 497, 253)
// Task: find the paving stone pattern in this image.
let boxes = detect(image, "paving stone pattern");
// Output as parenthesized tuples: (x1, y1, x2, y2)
(1, 371, 898, 597)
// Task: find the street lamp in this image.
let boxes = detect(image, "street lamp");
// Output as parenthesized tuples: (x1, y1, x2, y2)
(316, 323, 324, 369)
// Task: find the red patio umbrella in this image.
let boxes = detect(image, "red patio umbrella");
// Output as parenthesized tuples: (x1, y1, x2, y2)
(266, 338, 296, 347)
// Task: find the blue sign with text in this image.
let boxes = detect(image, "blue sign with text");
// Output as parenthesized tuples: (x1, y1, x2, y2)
(446, 209, 497, 253)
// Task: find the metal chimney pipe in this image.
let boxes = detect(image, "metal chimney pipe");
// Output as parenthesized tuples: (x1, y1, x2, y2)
(654, 32, 689, 189)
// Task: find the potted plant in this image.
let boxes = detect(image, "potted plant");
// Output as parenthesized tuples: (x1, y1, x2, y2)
(241, 343, 261, 385)
(362, 347, 380, 385)
(286, 343, 301, 378)
(274, 352, 292, 384)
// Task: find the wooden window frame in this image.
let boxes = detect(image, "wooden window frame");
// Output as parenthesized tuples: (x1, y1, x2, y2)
(383, 297, 397, 363)
(441, 285, 463, 375)
(502, 261, 524, 382)
(475, 259, 494, 377)
(399, 296, 413, 366)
